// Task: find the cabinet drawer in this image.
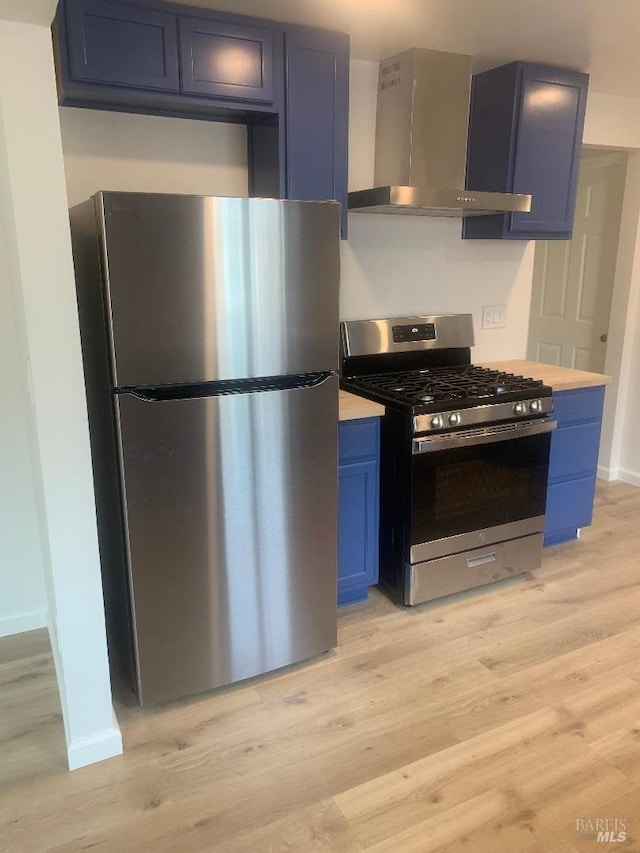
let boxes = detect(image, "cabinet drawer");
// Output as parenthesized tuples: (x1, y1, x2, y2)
(179, 16, 275, 104)
(549, 421, 601, 481)
(338, 418, 379, 462)
(545, 476, 596, 534)
(552, 386, 605, 425)
(65, 0, 180, 92)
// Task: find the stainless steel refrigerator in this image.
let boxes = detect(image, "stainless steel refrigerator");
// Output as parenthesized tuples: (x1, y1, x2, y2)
(70, 191, 340, 705)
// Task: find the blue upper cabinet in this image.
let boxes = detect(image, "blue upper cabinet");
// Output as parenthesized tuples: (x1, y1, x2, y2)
(179, 16, 275, 105)
(54, 0, 349, 234)
(463, 62, 589, 240)
(64, 0, 180, 92)
(55, 0, 281, 115)
(284, 28, 350, 237)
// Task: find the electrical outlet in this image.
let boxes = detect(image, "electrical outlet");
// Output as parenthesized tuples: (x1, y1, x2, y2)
(482, 305, 507, 330)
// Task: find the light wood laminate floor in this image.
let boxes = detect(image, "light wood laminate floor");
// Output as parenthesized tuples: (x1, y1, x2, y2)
(2, 480, 640, 852)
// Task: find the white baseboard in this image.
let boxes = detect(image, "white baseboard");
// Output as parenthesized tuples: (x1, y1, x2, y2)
(0, 608, 47, 638)
(67, 722, 123, 771)
(617, 467, 640, 488)
(597, 464, 618, 481)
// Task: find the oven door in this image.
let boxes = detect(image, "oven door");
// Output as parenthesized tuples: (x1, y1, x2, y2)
(410, 418, 556, 563)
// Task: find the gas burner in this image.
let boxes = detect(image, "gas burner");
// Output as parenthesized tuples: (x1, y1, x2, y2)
(342, 363, 549, 416)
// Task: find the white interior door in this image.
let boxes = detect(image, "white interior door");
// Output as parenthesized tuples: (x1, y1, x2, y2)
(527, 149, 627, 372)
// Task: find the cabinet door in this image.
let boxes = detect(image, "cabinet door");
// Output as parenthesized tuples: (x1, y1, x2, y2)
(544, 386, 604, 547)
(179, 16, 275, 104)
(509, 65, 589, 237)
(64, 0, 179, 92)
(285, 28, 349, 237)
(338, 458, 379, 606)
(464, 62, 588, 241)
(545, 477, 597, 546)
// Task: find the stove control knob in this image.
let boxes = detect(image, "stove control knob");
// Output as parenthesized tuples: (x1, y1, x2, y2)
(530, 399, 542, 414)
(514, 402, 527, 416)
(448, 412, 462, 427)
(430, 415, 443, 430)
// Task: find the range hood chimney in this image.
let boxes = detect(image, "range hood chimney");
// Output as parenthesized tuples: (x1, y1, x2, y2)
(348, 48, 531, 217)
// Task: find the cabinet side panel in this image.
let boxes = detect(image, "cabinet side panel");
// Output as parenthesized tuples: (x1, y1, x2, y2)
(285, 28, 349, 237)
(466, 62, 519, 193)
(463, 62, 519, 239)
(247, 114, 284, 198)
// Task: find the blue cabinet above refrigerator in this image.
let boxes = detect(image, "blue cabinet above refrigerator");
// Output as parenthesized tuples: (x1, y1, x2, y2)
(53, 0, 350, 236)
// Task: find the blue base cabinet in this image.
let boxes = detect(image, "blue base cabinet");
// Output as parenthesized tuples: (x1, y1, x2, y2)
(338, 418, 380, 606)
(544, 386, 605, 546)
(464, 62, 589, 241)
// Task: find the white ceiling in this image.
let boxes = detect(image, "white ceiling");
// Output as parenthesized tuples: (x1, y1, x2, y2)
(2, 0, 637, 99)
(0, 0, 57, 26)
(175, 0, 640, 99)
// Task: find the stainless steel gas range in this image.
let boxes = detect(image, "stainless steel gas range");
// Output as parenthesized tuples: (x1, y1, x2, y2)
(340, 314, 557, 606)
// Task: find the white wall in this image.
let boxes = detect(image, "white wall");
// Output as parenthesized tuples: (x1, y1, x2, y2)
(584, 92, 640, 149)
(0, 177, 46, 637)
(0, 19, 121, 770)
(342, 214, 536, 361)
(341, 60, 536, 361)
(60, 108, 248, 207)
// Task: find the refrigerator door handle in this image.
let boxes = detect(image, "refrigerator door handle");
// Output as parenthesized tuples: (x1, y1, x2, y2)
(119, 371, 337, 402)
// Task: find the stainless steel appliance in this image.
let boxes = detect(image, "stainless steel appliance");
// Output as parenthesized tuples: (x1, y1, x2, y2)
(348, 48, 532, 217)
(71, 191, 340, 705)
(340, 315, 556, 605)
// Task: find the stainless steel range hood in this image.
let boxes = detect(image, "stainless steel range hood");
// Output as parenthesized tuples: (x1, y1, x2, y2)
(348, 48, 531, 217)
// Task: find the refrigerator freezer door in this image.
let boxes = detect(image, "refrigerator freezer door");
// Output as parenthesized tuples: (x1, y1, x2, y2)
(95, 192, 340, 387)
(116, 375, 338, 705)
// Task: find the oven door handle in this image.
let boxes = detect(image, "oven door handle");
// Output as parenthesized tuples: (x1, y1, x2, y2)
(412, 418, 557, 454)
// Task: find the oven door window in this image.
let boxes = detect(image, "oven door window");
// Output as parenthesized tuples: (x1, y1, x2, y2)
(411, 432, 551, 546)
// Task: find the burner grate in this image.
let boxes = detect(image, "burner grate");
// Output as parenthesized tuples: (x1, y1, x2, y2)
(348, 365, 545, 407)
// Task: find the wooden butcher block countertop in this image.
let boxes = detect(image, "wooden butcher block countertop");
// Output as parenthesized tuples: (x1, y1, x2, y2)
(339, 390, 385, 421)
(480, 360, 612, 392)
